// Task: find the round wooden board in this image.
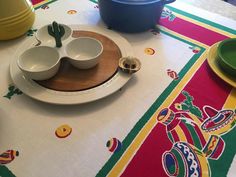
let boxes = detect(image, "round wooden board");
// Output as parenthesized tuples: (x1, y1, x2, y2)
(36, 30, 122, 91)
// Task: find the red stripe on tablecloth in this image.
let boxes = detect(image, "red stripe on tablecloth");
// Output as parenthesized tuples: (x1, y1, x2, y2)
(31, 0, 45, 5)
(159, 18, 229, 46)
(121, 123, 172, 177)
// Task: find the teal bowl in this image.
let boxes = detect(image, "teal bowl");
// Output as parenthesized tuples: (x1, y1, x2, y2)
(217, 38, 236, 77)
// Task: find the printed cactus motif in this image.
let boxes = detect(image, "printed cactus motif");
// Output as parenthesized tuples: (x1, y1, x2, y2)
(4, 85, 23, 99)
(161, 8, 176, 21)
(175, 90, 203, 118)
(26, 28, 37, 36)
(48, 21, 65, 47)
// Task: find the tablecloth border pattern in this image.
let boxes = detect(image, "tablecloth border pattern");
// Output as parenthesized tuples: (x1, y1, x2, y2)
(166, 5, 236, 36)
(30, 1, 236, 176)
(94, 5, 236, 177)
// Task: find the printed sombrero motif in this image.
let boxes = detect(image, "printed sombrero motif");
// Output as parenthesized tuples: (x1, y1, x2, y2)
(201, 106, 236, 135)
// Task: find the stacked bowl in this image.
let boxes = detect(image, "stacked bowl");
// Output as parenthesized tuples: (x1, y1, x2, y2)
(0, 0, 35, 40)
(217, 38, 236, 77)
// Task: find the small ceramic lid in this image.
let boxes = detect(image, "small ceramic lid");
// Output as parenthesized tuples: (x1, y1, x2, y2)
(112, 0, 162, 5)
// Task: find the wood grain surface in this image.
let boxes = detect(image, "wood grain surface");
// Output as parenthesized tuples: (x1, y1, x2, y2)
(36, 30, 122, 91)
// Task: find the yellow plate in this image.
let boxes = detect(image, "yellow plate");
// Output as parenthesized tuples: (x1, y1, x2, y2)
(207, 42, 236, 87)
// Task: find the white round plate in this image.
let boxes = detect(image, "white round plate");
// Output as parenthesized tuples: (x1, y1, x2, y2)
(10, 25, 133, 105)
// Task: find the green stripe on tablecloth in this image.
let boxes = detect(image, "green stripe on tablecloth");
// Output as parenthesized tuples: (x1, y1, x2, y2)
(89, 0, 98, 3)
(0, 165, 16, 177)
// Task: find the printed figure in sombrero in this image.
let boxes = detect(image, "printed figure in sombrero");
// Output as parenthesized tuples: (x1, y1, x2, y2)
(157, 103, 236, 177)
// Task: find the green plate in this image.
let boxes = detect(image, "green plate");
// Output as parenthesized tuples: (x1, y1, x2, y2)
(207, 42, 236, 87)
(217, 38, 236, 77)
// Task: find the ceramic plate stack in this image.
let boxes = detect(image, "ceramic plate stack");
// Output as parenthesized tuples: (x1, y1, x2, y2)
(207, 39, 236, 87)
(0, 0, 35, 40)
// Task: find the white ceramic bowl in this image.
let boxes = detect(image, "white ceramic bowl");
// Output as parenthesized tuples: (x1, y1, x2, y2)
(65, 37, 103, 69)
(36, 24, 72, 47)
(17, 46, 60, 80)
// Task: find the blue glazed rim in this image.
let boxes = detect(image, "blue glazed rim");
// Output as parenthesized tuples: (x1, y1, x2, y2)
(111, 0, 174, 5)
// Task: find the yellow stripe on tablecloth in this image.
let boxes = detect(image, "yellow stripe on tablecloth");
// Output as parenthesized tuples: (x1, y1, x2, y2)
(173, 13, 236, 39)
(223, 88, 236, 109)
(108, 52, 208, 176)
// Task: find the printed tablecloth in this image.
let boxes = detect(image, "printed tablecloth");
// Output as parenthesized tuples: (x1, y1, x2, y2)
(1, 0, 236, 177)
